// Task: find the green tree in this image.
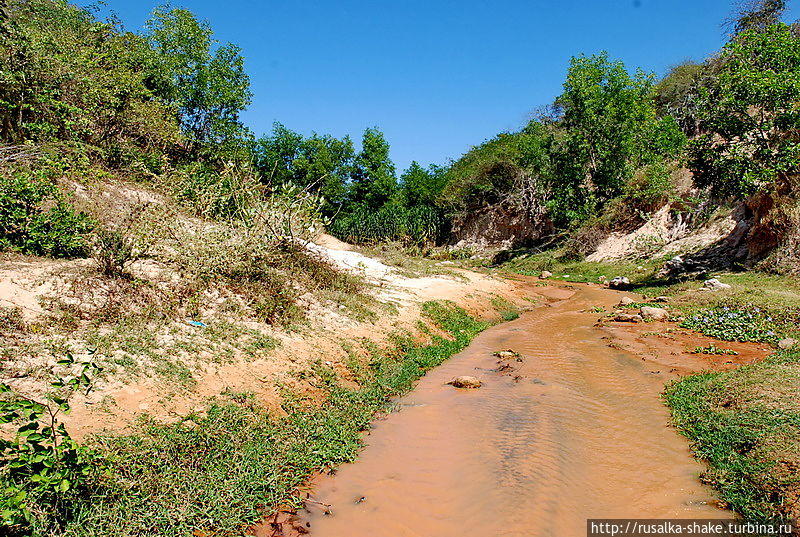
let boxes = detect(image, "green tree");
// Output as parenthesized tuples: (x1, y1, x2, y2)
(349, 127, 397, 211)
(554, 52, 684, 219)
(400, 161, 447, 208)
(253, 123, 354, 214)
(145, 5, 252, 156)
(0, 0, 180, 154)
(293, 133, 354, 213)
(253, 122, 304, 185)
(689, 23, 800, 197)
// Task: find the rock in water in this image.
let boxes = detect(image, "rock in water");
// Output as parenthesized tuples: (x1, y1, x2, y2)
(703, 278, 731, 291)
(609, 276, 631, 290)
(611, 313, 642, 323)
(540, 270, 553, 279)
(493, 349, 519, 359)
(640, 306, 669, 321)
(447, 376, 482, 389)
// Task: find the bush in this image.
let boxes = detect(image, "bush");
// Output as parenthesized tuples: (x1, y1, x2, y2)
(88, 204, 162, 277)
(624, 162, 675, 213)
(0, 171, 93, 258)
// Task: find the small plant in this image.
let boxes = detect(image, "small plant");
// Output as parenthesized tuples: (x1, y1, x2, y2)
(0, 351, 104, 532)
(692, 344, 739, 356)
(88, 204, 163, 277)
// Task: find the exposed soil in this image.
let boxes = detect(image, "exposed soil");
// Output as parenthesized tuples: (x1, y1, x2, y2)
(264, 283, 770, 537)
(0, 242, 533, 439)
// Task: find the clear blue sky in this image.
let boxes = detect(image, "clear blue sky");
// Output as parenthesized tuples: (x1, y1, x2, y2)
(96, 0, 799, 173)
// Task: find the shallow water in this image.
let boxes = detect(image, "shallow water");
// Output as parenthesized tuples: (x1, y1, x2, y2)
(298, 285, 727, 536)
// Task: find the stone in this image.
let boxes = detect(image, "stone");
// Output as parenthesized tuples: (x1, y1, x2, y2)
(609, 276, 631, 290)
(703, 278, 732, 291)
(447, 376, 482, 389)
(618, 296, 635, 306)
(540, 270, 553, 279)
(640, 306, 670, 321)
(653, 296, 669, 303)
(612, 313, 642, 323)
(778, 338, 797, 350)
(493, 349, 519, 360)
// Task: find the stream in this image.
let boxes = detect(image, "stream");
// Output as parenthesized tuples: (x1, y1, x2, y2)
(295, 284, 728, 536)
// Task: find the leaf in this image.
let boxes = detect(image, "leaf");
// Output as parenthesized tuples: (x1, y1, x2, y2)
(58, 479, 70, 492)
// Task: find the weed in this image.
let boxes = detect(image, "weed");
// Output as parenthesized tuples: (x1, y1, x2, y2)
(681, 306, 780, 343)
(692, 344, 739, 356)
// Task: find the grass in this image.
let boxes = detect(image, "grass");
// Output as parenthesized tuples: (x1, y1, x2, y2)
(665, 348, 800, 524)
(499, 250, 663, 284)
(490, 295, 521, 321)
(19, 301, 491, 536)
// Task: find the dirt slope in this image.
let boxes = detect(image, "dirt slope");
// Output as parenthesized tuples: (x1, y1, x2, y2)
(0, 237, 532, 438)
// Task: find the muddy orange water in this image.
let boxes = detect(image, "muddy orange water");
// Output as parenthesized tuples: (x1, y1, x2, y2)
(292, 284, 754, 537)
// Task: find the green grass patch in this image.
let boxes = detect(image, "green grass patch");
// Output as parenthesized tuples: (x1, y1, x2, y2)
(490, 295, 520, 321)
(665, 349, 800, 524)
(500, 251, 663, 285)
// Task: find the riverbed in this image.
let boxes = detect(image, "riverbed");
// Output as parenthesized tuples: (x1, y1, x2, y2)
(288, 284, 748, 536)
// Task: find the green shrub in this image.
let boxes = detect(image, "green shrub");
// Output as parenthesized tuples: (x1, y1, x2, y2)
(624, 162, 675, 212)
(0, 171, 93, 258)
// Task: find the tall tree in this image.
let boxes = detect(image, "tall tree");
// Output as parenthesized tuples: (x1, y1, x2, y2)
(145, 6, 252, 155)
(253, 122, 303, 184)
(689, 23, 800, 197)
(349, 127, 397, 210)
(555, 52, 684, 216)
(253, 123, 354, 215)
(400, 161, 447, 207)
